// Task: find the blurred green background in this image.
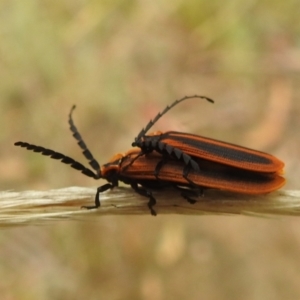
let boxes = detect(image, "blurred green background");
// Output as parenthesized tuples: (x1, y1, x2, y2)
(1, 0, 300, 299)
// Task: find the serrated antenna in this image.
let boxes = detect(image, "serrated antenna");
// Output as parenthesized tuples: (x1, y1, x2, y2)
(68, 105, 101, 178)
(134, 95, 214, 142)
(14, 141, 100, 179)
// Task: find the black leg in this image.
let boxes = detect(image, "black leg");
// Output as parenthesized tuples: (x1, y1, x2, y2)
(154, 157, 168, 179)
(175, 185, 204, 204)
(122, 152, 144, 171)
(182, 164, 202, 188)
(82, 183, 113, 209)
(131, 183, 157, 216)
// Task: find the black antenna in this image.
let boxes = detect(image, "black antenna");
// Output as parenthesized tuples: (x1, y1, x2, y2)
(134, 95, 214, 142)
(14, 105, 102, 179)
(14, 141, 99, 179)
(68, 106, 101, 178)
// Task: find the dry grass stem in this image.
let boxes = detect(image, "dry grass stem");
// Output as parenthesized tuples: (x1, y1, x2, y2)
(0, 187, 300, 227)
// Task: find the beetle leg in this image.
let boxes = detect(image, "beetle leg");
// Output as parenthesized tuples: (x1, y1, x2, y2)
(174, 185, 204, 204)
(154, 155, 169, 179)
(131, 183, 157, 216)
(182, 164, 201, 188)
(122, 151, 144, 171)
(82, 183, 113, 209)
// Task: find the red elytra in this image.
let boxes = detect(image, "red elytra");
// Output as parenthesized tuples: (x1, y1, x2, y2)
(133, 130, 284, 174)
(132, 95, 284, 178)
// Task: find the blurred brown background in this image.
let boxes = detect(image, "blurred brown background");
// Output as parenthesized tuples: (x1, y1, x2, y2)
(1, 0, 300, 299)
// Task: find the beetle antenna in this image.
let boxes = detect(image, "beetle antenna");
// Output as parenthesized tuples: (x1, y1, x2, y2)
(134, 95, 214, 142)
(14, 141, 100, 179)
(69, 106, 101, 178)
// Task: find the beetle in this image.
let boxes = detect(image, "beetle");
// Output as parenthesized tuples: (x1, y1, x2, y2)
(14, 140, 285, 216)
(131, 96, 285, 184)
(14, 100, 285, 215)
